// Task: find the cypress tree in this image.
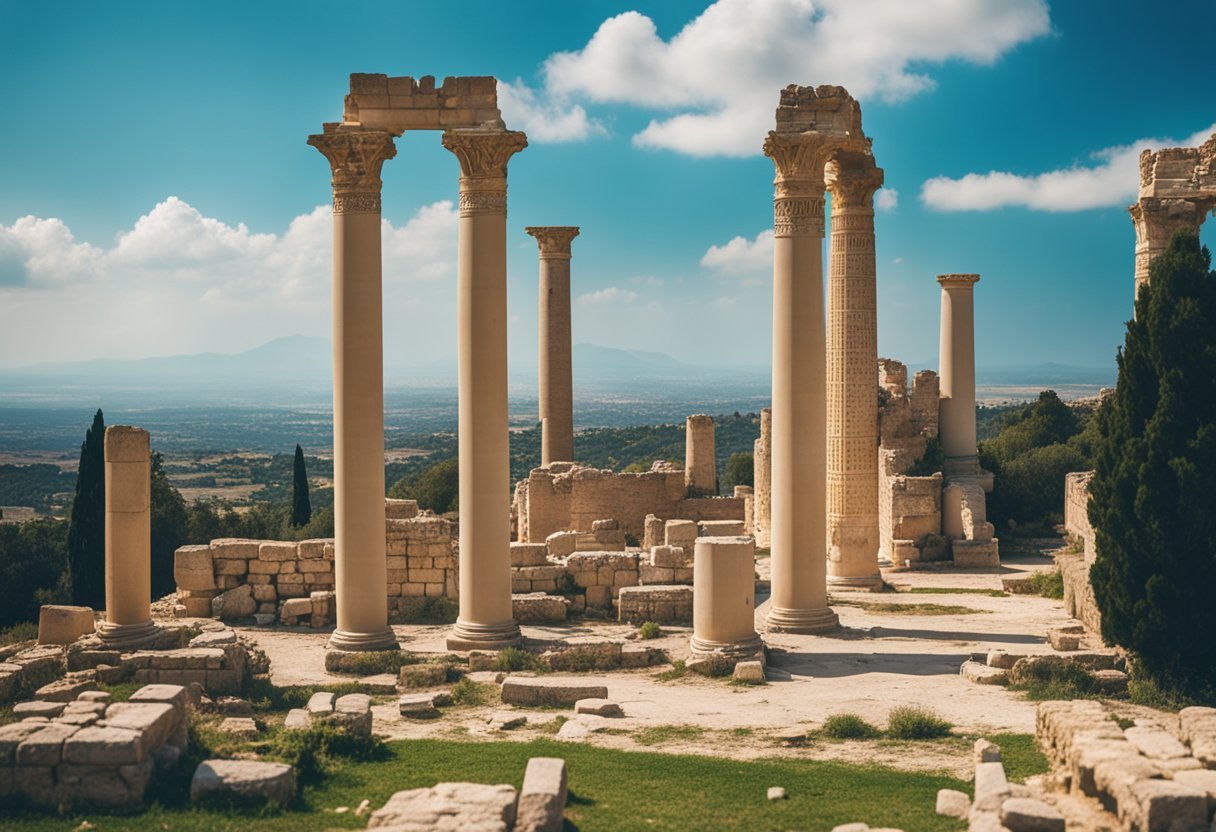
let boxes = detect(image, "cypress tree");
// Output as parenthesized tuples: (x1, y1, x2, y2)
(290, 444, 312, 527)
(67, 409, 106, 608)
(1089, 232, 1216, 698)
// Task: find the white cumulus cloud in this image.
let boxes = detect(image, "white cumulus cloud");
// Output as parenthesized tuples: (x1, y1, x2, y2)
(875, 188, 899, 212)
(534, 0, 1050, 156)
(577, 286, 638, 305)
(497, 80, 607, 143)
(921, 124, 1216, 212)
(701, 229, 774, 274)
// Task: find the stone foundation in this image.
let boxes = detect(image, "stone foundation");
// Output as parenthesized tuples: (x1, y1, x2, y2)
(1064, 471, 1096, 563)
(616, 585, 693, 625)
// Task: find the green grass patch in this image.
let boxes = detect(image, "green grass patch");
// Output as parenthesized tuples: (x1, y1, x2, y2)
(632, 725, 706, 746)
(1126, 676, 1209, 710)
(885, 707, 953, 740)
(638, 621, 663, 640)
(985, 733, 1049, 782)
(1024, 570, 1064, 600)
(820, 713, 881, 740)
(1110, 714, 1135, 730)
(0, 621, 37, 646)
(835, 600, 989, 616)
(449, 678, 494, 707)
(654, 659, 687, 682)
(98, 682, 142, 702)
(493, 647, 544, 673)
(1008, 662, 1103, 701)
(0, 738, 967, 831)
(903, 587, 1007, 597)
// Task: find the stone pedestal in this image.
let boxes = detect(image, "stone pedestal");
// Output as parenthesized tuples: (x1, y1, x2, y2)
(308, 127, 398, 653)
(825, 152, 883, 589)
(97, 426, 157, 649)
(937, 274, 980, 473)
(444, 129, 528, 651)
(690, 536, 763, 658)
(684, 414, 717, 496)
(763, 132, 838, 634)
(526, 226, 579, 466)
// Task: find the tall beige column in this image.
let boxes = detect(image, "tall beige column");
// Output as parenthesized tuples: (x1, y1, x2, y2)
(690, 536, 763, 659)
(308, 127, 398, 652)
(684, 414, 717, 496)
(443, 128, 528, 651)
(938, 274, 981, 473)
(763, 133, 838, 633)
(97, 426, 156, 648)
(826, 153, 883, 588)
(525, 226, 579, 466)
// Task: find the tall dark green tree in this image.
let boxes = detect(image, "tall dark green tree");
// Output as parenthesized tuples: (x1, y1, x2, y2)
(67, 409, 105, 608)
(1089, 232, 1216, 698)
(290, 444, 312, 527)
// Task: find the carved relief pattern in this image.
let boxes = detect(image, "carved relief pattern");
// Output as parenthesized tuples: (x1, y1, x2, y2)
(307, 130, 397, 213)
(442, 130, 527, 217)
(458, 192, 508, 213)
(773, 197, 825, 237)
(526, 227, 580, 258)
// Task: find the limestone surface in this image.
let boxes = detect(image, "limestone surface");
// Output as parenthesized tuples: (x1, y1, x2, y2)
(516, 756, 567, 832)
(367, 781, 518, 831)
(190, 759, 295, 807)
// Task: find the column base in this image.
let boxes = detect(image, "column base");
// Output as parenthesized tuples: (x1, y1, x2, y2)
(765, 605, 839, 634)
(827, 571, 884, 589)
(96, 619, 158, 651)
(446, 617, 521, 652)
(689, 632, 765, 661)
(327, 627, 398, 652)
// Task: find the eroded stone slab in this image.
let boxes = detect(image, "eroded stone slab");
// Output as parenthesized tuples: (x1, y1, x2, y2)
(190, 759, 295, 807)
(501, 677, 607, 708)
(367, 782, 518, 831)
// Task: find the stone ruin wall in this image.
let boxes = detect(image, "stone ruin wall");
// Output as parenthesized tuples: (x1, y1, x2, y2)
(172, 499, 456, 627)
(1064, 470, 1097, 563)
(513, 461, 745, 544)
(877, 359, 946, 565)
(1060, 470, 1103, 635)
(752, 408, 771, 547)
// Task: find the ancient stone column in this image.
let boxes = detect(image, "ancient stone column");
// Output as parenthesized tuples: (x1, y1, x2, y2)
(97, 426, 156, 648)
(308, 126, 398, 652)
(1129, 198, 1206, 300)
(763, 133, 838, 633)
(752, 407, 771, 548)
(443, 128, 528, 651)
(690, 536, 763, 659)
(825, 153, 883, 589)
(938, 274, 981, 474)
(684, 414, 717, 496)
(525, 226, 579, 466)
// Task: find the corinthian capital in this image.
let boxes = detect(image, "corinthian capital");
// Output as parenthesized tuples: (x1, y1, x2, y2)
(1128, 198, 1207, 245)
(307, 127, 397, 213)
(828, 151, 884, 210)
(442, 129, 527, 215)
(763, 132, 832, 197)
(526, 227, 580, 258)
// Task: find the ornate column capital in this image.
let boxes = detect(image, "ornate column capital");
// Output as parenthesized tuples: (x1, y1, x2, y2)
(828, 151, 884, 211)
(1128, 198, 1207, 245)
(526, 226, 580, 259)
(764, 133, 833, 238)
(442, 129, 528, 216)
(937, 273, 980, 290)
(307, 127, 397, 214)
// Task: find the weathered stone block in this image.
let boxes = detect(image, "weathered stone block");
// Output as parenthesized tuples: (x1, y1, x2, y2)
(501, 677, 607, 708)
(63, 726, 144, 766)
(211, 585, 256, 620)
(37, 605, 96, 645)
(16, 722, 80, 765)
(104, 702, 177, 750)
(190, 759, 295, 807)
(513, 593, 568, 624)
(517, 757, 567, 832)
(258, 541, 298, 562)
(174, 545, 215, 591)
(368, 782, 518, 831)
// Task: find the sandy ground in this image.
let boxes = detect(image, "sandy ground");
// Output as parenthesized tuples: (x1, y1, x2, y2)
(237, 540, 1076, 778)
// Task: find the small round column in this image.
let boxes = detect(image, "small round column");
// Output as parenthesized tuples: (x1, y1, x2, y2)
(443, 128, 528, 651)
(97, 426, 156, 648)
(938, 274, 980, 470)
(308, 126, 398, 653)
(526, 226, 579, 466)
(690, 536, 763, 658)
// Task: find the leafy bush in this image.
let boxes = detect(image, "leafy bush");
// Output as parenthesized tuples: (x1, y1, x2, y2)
(450, 678, 494, 706)
(269, 721, 387, 786)
(1025, 570, 1064, 599)
(821, 713, 881, 740)
(1007, 660, 1099, 701)
(885, 707, 953, 739)
(388, 457, 459, 513)
(722, 452, 754, 490)
(638, 622, 663, 640)
(494, 647, 542, 673)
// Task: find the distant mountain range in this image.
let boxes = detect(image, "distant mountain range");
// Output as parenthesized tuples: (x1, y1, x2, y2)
(0, 336, 1115, 398)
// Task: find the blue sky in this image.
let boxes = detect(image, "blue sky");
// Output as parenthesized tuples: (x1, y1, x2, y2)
(1, 0, 1213, 373)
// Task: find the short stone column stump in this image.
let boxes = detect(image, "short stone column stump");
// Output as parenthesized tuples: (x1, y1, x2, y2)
(689, 536, 764, 667)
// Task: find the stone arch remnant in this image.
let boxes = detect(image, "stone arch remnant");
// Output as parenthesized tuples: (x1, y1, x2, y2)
(1130, 133, 1216, 300)
(309, 75, 527, 652)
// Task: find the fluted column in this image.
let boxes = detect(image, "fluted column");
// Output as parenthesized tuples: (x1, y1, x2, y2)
(826, 153, 883, 588)
(308, 126, 397, 652)
(97, 425, 157, 648)
(443, 129, 528, 650)
(525, 226, 579, 466)
(938, 274, 981, 473)
(763, 133, 838, 634)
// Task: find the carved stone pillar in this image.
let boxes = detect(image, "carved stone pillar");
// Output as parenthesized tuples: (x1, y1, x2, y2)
(308, 127, 398, 652)
(443, 129, 528, 650)
(938, 274, 981, 471)
(97, 426, 157, 649)
(762, 133, 838, 634)
(826, 153, 883, 588)
(1129, 198, 1207, 300)
(525, 226, 579, 466)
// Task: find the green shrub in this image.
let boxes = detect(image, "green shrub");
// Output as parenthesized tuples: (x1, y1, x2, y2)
(821, 713, 880, 740)
(1008, 660, 1099, 701)
(494, 647, 542, 673)
(450, 678, 494, 707)
(885, 707, 952, 740)
(638, 621, 663, 640)
(0, 621, 38, 646)
(655, 660, 686, 682)
(269, 720, 387, 786)
(1025, 570, 1064, 599)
